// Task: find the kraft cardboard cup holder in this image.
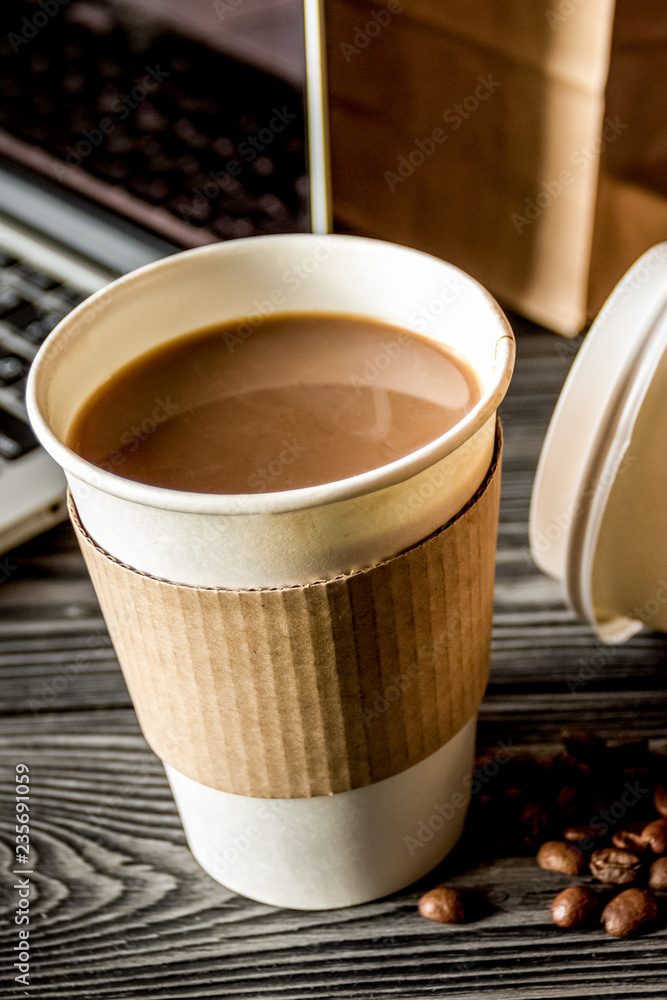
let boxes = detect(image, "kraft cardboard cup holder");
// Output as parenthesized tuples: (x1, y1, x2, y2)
(69, 423, 502, 802)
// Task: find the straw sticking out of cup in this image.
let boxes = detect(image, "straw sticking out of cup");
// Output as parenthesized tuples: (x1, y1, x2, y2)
(304, 0, 332, 235)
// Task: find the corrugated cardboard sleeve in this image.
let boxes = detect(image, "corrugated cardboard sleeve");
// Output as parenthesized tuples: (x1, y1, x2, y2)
(70, 425, 503, 799)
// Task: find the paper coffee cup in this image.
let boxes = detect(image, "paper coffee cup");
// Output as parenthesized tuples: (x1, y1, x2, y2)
(27, 234, 515, 909)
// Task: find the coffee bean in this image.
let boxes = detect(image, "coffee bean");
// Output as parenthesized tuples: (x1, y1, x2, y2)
(561, 730, 607, 772)
(601, 888, 658, 938)
(551, 886, 600, 928)
(504, 787, 525, 804)
(550, 754, 593, 793)
(648, 856, 667, 890)
(521, 802, 553, 849)
(557, 785, 584, 819)
(562, 825, 596, 845)
(654, 783, 667, 818)
(418, 888, 470, 924)
(495, 787, 527, 825)
(562, 730, 606, 759)
(611, 824, 648, 854)
(607, 739, 651, 772)
(589, 848, 641, 884)
(537, 841, 586, 876)
(497, 757, 542, 796)
(641, 818, 667, 854)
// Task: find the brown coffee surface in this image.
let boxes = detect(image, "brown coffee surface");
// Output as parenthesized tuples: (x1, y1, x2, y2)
(67, 313, 482, 494)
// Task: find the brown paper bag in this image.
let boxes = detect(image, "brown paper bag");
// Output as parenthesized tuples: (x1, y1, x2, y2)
(325, 0, 667, 335)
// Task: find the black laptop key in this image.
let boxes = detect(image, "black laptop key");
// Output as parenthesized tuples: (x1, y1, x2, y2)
(4, 302, 41, 331)
(8, 378, 28, 405)
(52, 287, 86, 311)
(0, 407, 38, 460)
(0, 250, 19, 269)
(127, 174, 171, 204)
(11, 263, 59, 291)
(4, 303, 64, 344)
(87, 154, 132, 184)
(0, 355, 29, 386)
(17, 318, 51, 346)
(0, 287, 26, 318)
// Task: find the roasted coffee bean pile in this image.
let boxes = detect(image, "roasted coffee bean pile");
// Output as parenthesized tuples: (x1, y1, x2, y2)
(418, 731, 667, 938)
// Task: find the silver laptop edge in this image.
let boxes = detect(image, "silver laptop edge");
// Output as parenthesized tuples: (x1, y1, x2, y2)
(0, 160, 175, 555)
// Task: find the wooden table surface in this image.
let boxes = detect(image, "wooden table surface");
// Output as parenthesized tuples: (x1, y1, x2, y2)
(2, 317, 667, 999)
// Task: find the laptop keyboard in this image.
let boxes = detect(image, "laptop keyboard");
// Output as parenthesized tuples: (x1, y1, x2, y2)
(0, 0, 309, 246)
(0, 247, 86, 460)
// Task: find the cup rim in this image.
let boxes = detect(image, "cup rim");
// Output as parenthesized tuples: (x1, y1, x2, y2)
(27, 233, 515, 516)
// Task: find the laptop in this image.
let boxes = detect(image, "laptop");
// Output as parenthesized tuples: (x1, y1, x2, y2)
(0, 0, 310, 553)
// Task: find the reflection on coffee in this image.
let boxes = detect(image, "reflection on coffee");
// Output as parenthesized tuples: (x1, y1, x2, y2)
(67, 313, 482, 494)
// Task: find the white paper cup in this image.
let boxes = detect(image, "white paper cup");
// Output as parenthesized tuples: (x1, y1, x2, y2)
(27, 234, 514, 908)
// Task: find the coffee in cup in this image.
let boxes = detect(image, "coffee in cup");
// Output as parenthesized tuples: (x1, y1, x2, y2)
(66, 312, 482, 493)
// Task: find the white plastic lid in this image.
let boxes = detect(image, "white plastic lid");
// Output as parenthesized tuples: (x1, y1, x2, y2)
(530, 243, 667, 643)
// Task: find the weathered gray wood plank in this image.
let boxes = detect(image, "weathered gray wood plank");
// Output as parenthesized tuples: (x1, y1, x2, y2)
(3, 721, 667, 999)
(2, 323, 667, 998)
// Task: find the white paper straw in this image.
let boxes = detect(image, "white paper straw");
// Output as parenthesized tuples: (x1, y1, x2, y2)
(303, 0, 332, 234)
